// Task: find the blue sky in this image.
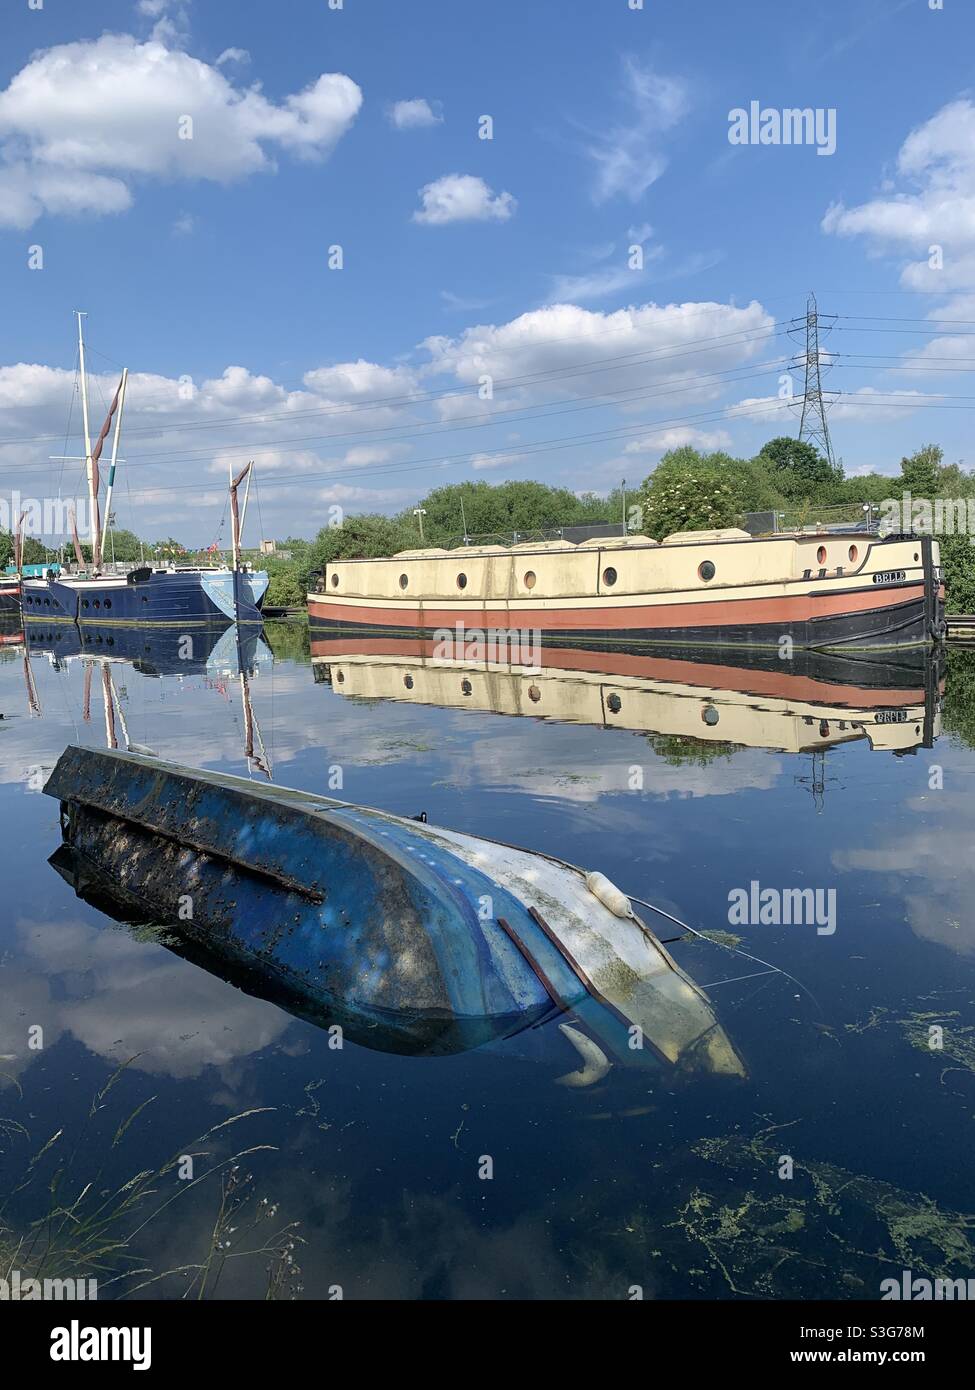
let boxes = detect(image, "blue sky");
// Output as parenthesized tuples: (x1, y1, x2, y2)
(1, 0, 974, 545)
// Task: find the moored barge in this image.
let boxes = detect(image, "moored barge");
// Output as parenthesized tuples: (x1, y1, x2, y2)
(308, 529, 945, 653)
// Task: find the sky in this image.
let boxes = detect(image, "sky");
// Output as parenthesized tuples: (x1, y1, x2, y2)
(1, 0, 974, 547)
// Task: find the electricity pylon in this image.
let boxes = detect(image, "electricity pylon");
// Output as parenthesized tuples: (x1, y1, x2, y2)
(790, 292, 837, 467)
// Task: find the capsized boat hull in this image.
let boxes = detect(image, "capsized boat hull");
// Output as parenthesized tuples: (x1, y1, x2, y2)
(43, 746, 744, 1072)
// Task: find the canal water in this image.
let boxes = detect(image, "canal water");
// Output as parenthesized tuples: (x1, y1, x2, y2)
(1, 619, 973, 1300)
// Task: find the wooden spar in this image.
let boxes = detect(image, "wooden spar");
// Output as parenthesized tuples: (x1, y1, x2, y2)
(76, 312, 100, 571)
(228, 460, 253, 626)
(69, 505, 86, 569)
(12, 508, 26, 574)
(99, 368, 128, 567)
(23, 652, 40, 717)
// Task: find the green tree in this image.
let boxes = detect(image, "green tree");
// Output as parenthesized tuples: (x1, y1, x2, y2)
(0, 530, 12, 570)
(636, 449, 741, 540)
(757, 436, 843, 500)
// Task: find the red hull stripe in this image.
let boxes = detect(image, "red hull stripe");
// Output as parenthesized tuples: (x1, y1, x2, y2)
(309, 583, 925, 632)
(309, 635, 929, 708)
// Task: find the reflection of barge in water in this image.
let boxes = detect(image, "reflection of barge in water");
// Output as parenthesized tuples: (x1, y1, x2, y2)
(310, 634, 943, 754)
(308, 529, 946, 652)
(24, 619, 271, 678)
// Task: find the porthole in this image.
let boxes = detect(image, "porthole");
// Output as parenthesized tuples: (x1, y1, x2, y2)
(914, 552, 919, 562)
(94, 599, 101, 609)
(702, 705, 720, 727)
(330, 573, 339, 588)
(817, 546, 827, 565)
(607, 693, 622, 714)
(524, 570, 537, 590)
(456, 572, 468, 590)
(104, 598, 112, 609)
(44, 597, 50, 606)
(404, 675, 414, 690)
(82, 599, 90, 609)
(399, 573, 409, 590)
(848, 545, 858, 563)
(141, 595, 148, 603)
(602, 567, 618, 588)
(461, 679, 473, 696)
(698, 560, 716, 582)
(336, 670, 345, 684)
(528, 685, 541, 704)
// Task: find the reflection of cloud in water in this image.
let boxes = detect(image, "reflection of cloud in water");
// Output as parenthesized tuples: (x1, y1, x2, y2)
(4, 918, 292, 1082)
(450, 730, 780, 803)
(834, 797, 975, 955)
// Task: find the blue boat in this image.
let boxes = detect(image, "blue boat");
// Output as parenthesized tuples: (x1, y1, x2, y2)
(44, 746, 745, 1070)
(21, 565, 269, 627)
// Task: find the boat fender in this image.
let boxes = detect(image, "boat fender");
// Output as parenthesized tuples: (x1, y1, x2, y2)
(127, 742, 158, 758)
(585, 871, 633, 919)
(555, 1023, 611, 1088)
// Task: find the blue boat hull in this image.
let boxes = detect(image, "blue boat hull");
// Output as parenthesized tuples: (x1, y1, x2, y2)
(22, 569, 268, 627)
(44, 747, 745, 1071)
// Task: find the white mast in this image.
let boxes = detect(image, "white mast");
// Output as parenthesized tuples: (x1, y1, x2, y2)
(99, 367, 128, 566)
(229, 458, 240, 572)
(76, 311, 96, 568)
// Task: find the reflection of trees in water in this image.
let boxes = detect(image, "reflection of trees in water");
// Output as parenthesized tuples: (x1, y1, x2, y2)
(944, 647, 975, 750)
(263, 618, 310, 665)
(645, 732, 741, 768)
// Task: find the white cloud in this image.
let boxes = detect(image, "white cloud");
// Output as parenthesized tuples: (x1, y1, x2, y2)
(389, 98, 442, 130)
(216, 47, 250, 68)
(470, 450, 523, 471)
(822, 99, 975, 294)
(581, 58, 689, 204)
(623, 427, 733, 455)
(0, 33, 362, 228)
(413, 174, 515, 226)
(171, 210, 195, 234)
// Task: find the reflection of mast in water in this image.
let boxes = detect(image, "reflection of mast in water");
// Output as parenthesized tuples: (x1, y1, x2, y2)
(22, 650, 40, 716)
(794, 747, 836, 812)
(240, 668, 271, 779)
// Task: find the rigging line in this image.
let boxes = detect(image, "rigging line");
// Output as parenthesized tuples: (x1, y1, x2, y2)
(836, 314, 975, 325)
(116, 360, 796, 468)
(0, 326, 792, 446)
(43, 306, 796, 408)
(625, 892, 823, 1013)
(103, 399, 802, 502)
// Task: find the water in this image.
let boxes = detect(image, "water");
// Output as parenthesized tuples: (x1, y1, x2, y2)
(1, 619, 974, 1300)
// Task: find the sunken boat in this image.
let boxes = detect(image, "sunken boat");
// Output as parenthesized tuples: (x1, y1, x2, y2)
(44, 746, 745, 1071)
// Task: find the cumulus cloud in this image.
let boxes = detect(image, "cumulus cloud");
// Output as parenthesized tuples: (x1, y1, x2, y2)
(413, 174, 515, 226)
(0, 33, 362, 228)
(389, 98, 442, 129)
(624, 427, 733, 455)
(581, 58, 689, 204)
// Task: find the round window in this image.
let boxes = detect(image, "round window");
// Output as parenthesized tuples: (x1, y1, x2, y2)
(607, 693, 622, 714)
(457, 573, 468, 590)
(528, 685, 541, 704)
(404, 675, 414, 690)
(336, 670, 345, 684)
(399, 573, 409, 590)
(698, 561, 716, 582)
(461, 679, 473, 696)
(330, 572, 339, 588)
(524, 570, 537, 590)
(702, 705, 720, 727)
(602, 567, 618, 587)
(104, 598, 112, 609)
(848, 545, 858, 563)
(817, 545, 827, 565)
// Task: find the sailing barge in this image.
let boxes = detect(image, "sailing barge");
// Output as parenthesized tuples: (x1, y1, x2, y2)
(308, 529, 945, 653)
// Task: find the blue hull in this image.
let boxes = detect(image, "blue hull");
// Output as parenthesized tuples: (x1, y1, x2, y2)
(44, 747, 745, 1070)
(22, 569, 268, 626)
(25, 618, 271, 677)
